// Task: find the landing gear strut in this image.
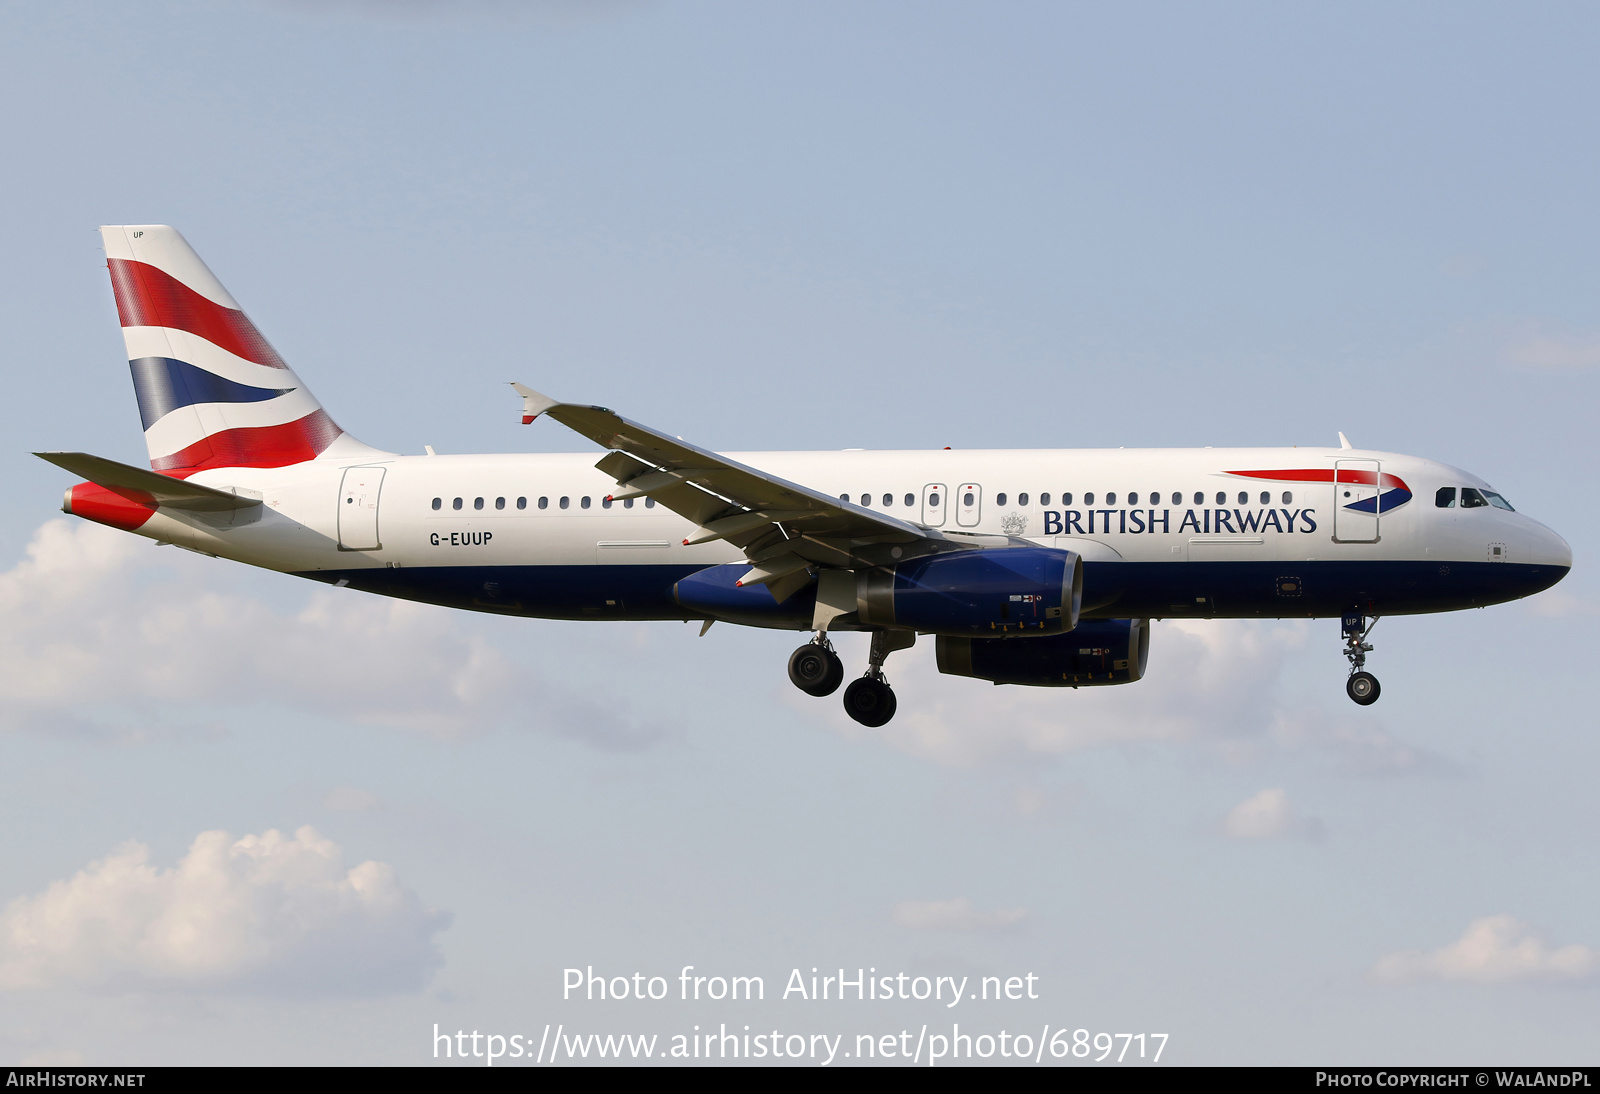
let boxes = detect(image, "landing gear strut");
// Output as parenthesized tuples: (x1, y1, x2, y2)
(1341, 611, 1381, 706)
(842, 631, 915, 727)
(787, 635, 844, 697)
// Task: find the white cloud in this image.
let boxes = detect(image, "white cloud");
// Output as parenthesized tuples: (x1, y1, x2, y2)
(1220, 788, 1323, 841)
(1372, 915, 1600, 986)
(324, 786, 381, 812)
(1439, 253, 1488, 278)
(807, 619, 1429, 773)
(1507, 332, 1600, 372)
(1521, 590, 1600, 618)
(0, 826, 449, 995)
(0, 519, 663, 747)
(891, 898, 1027, 933)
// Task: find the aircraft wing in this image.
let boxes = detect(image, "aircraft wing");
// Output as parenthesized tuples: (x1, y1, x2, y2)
(512, 384, 948, 599)
(35, 452, 262, 511)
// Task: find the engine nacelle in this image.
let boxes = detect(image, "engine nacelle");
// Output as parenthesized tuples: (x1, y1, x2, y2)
(936, 618, 1149, 686)
(857, 547, 1081, 636)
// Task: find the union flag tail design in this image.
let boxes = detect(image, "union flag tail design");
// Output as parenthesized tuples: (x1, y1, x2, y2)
(101, 225, 376, 477)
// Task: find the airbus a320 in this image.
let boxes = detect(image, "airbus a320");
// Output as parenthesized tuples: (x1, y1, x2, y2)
(39, 226, 1572, 727)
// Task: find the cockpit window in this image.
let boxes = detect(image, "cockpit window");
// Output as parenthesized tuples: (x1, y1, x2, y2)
(1484, 491, 1515, 511)
(1435, 487, 1456, 508)
(1460, 488, 1488, 508)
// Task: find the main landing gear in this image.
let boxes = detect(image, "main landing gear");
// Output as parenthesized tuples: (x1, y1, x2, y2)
(1341, 611, 1381, 706)
(787, 637, 844, 697)
(787, 630, 914, 727)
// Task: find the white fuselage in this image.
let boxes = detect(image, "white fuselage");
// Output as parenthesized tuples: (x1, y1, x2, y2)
(110, 445, 1570, 625)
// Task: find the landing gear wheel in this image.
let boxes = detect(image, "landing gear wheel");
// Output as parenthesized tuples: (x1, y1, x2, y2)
(1346, 671, 1381, 706)
(788, 644, 844, 697)
(843, 676, 897, 727)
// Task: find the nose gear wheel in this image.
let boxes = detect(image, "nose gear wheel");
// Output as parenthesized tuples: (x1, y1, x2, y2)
(1346, 671, 1380, 705)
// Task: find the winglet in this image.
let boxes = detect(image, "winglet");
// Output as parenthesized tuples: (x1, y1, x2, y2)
(1338, 432, 1354, 450)
(510, 382, 562, 425)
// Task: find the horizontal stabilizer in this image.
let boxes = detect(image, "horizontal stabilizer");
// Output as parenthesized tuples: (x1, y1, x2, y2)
(35, 452, 262, 511)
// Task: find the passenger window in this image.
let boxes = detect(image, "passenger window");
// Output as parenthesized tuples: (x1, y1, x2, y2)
(1435, 487, 1456, 508)
(538, 496, 548, 509)
(1193, 492, 1204, 505)
(928, 492, 940, 507)
(883, 493, 893, 507)
(495, 497, 505, 510)
(1282, 491, 1293, 505)
(1484, 491, 1515, 511)
(840, 494, 849, 502)
(1040, 492, 1051, 506)
(602, 497, 613, 509)
(1106, 492, 1116, 505)
(963, 492, 975, 506)
(996, 493, 1007, 506)
(860, 494, 871, 506)
(904, 493, 914, 507)
(1237, 492, 1247, 505)
(452, 497, 463, 511)
(645, 498, 656, 508)
(474, 497, 484, 510)
(431, 497, 441, 511)
(1061, 493, 1073, 506)
(581, 497, 591, 509)
(624, 498, 634, 509)
(1019, 492, 1030, 506)
(1259, 491, 1269, 505)
(1084, 492, 1095, 506)
(517, 497, 526, 510)
(1127, 492, 1138, 506)
(559, 497, 570, 509)
(1460, 488, 1488, 508)
(1216, 491, 1226, 505)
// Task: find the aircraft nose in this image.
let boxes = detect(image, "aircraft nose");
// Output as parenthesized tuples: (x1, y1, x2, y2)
(1530, 522, 1573, 571)
(1519, 519, 1572, 593)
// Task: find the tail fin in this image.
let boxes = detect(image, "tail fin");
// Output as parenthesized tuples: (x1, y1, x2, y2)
(100, 225, 382, 476)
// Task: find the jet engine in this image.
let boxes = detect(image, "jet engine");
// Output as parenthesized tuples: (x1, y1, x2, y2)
(856, 547, 1082, 636)
(936, 618, 1149, 686)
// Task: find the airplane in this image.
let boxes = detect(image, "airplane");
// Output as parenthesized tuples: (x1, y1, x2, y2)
(37, 226, 1572, 727)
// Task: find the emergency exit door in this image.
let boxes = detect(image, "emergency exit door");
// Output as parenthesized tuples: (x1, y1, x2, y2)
(956, 483, 982, 527)
(338, 466, 385, 550)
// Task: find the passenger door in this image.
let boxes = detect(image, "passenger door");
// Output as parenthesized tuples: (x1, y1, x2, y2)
(337, 466, 385, 550)
(1332, 459, 1381, 543)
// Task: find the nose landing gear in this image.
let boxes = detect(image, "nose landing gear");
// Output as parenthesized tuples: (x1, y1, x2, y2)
(1341, 611, 1381, 705)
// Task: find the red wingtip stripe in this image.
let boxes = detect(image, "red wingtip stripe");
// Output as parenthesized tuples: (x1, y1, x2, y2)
(67, 483, 156, 531)
(151, 409, 343, 476)
(108, 259, 288, 370)
(521, 415, 536, 425)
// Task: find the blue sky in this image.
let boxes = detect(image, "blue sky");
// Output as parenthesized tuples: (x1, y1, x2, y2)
(0, 0, 1596, 1065)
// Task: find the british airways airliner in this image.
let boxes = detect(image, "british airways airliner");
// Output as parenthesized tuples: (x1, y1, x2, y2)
(39, 226, 1572, 727)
